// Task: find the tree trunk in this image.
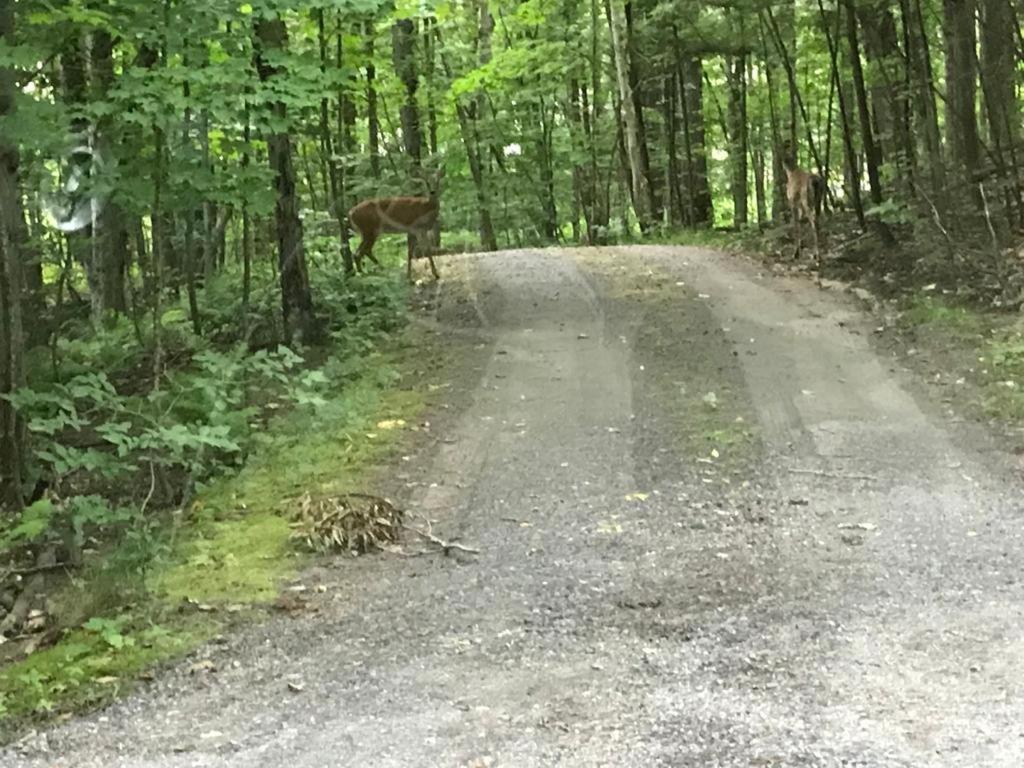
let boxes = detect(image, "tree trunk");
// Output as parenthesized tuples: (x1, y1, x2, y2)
(255, 15, 316, 344)
(624, 1, 661, 222)
(0, 0, 25, 508)
(663, 74, 684, 226)
(436, 29, 497, 251)
(862, 0, 914, 192)
(608, 0, 653, 230)
(319, 10, 354, 275)
(843, 0, 884, 206)
(681, 55, 713, 225)
(365, 21, 380, 179)
(817, 0, 865, 228)
(392, 18, 422, 168)
(906, 0, 947, 202)
(980, 0, 1020, 221)
(726, 55, 749, 226)
(88, 30, 130, 315)
(943, 0, 981, 186)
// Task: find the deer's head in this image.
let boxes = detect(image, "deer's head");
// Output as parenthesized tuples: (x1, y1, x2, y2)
(419, 166, 445, 203)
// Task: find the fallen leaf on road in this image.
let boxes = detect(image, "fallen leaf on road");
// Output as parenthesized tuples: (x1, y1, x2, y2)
(837, 522, 877, 532)
(189, 660, 216, 675)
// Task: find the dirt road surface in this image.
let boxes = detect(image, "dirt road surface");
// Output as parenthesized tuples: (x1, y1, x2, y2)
(5, 246, 1023, 767)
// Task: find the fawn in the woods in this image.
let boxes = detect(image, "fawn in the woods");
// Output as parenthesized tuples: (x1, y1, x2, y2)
(782, 154, 826, 273)
(348, 168, 444, 280)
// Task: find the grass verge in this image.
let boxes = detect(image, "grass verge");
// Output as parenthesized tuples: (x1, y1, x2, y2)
(0, 323, 442, 742)
(888, 294, 1024, 426)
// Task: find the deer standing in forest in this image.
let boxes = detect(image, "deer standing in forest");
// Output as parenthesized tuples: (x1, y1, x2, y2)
(782, 154, 826, 275)
(348, 168, 444, 281)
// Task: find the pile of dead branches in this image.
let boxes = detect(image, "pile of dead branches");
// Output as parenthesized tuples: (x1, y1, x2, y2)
(289, 492, 403, 554)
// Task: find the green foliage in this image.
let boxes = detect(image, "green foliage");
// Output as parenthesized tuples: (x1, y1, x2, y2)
(901, 296, 984, 338)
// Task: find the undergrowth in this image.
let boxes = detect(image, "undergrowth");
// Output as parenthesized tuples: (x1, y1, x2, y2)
(0, 243, 443, 738)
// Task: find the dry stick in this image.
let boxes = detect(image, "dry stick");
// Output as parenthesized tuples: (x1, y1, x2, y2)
(0, 561, 71, 586)
(788, 467, 878, 482)
(139, 460, 157, 519)
(402, 513, 480, 556)
(978, 182, 1009, 291)
(916, 186, 957, 257)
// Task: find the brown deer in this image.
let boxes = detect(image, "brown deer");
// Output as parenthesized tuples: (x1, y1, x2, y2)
(782, 155, 826, 274)
(348, 168, 444, 280)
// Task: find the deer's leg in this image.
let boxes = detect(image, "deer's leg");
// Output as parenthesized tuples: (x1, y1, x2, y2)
(406, 234, 414, 281)
(809, 207, 822, 282)
(792, 204, 802, 258)
(422, 234, 440, 280)
(364, 239, 382, 268)
(353, 232, 373, 273)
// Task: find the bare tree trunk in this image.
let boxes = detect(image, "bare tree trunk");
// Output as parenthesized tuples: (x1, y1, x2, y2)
(980, 0, 1021, 224)
(89, 30, 131, 315)
(255, 15, 316, 344)
(943, 0, 982, 189)
(0, 0, 25, 507)
(682, 55, 713, 225)
(436, 28, 497, 251)
(365, 21, 380, 180)
(624, 1, 661, 222)
(392, 18, 422, 168)
(843, 0, 884, 206)
(726, 54, 749, 226)
(318, 10, 354, 275)
(608, 0, 654, 230)
(817, 0, 866, 228)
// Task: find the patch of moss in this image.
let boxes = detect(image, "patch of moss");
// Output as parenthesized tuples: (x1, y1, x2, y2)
(0, 616, 214, 740)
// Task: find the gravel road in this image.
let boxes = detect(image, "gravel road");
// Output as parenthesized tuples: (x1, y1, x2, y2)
(4, 246, 1023, 767)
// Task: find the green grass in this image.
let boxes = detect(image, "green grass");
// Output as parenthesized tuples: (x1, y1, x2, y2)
(901, 295, 986, 338)
(639, 226, 741, 250)
(898, 293, 1024, 424)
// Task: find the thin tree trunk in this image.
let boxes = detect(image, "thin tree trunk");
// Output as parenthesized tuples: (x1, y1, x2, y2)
(255, 15, 316, 343)
(392, 18, 422, 168)
(980, 0, 1021, 225)
(608, 0, 654, 231)
(726, 55, 749, 226)
(436, 28, 497, 251)
(908, 0, 947, 203)
(843, 0, 884, 206)
(0, 0, 25, 508)
(624, 1, 661, 222)
(943, 0, 982, 189)
(682, 55, 713, 225)
(817, 0, 866, 228)
(365, 21, 380, 179)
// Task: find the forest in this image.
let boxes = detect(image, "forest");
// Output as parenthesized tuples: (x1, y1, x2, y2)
(1, 0, 1024, 706)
